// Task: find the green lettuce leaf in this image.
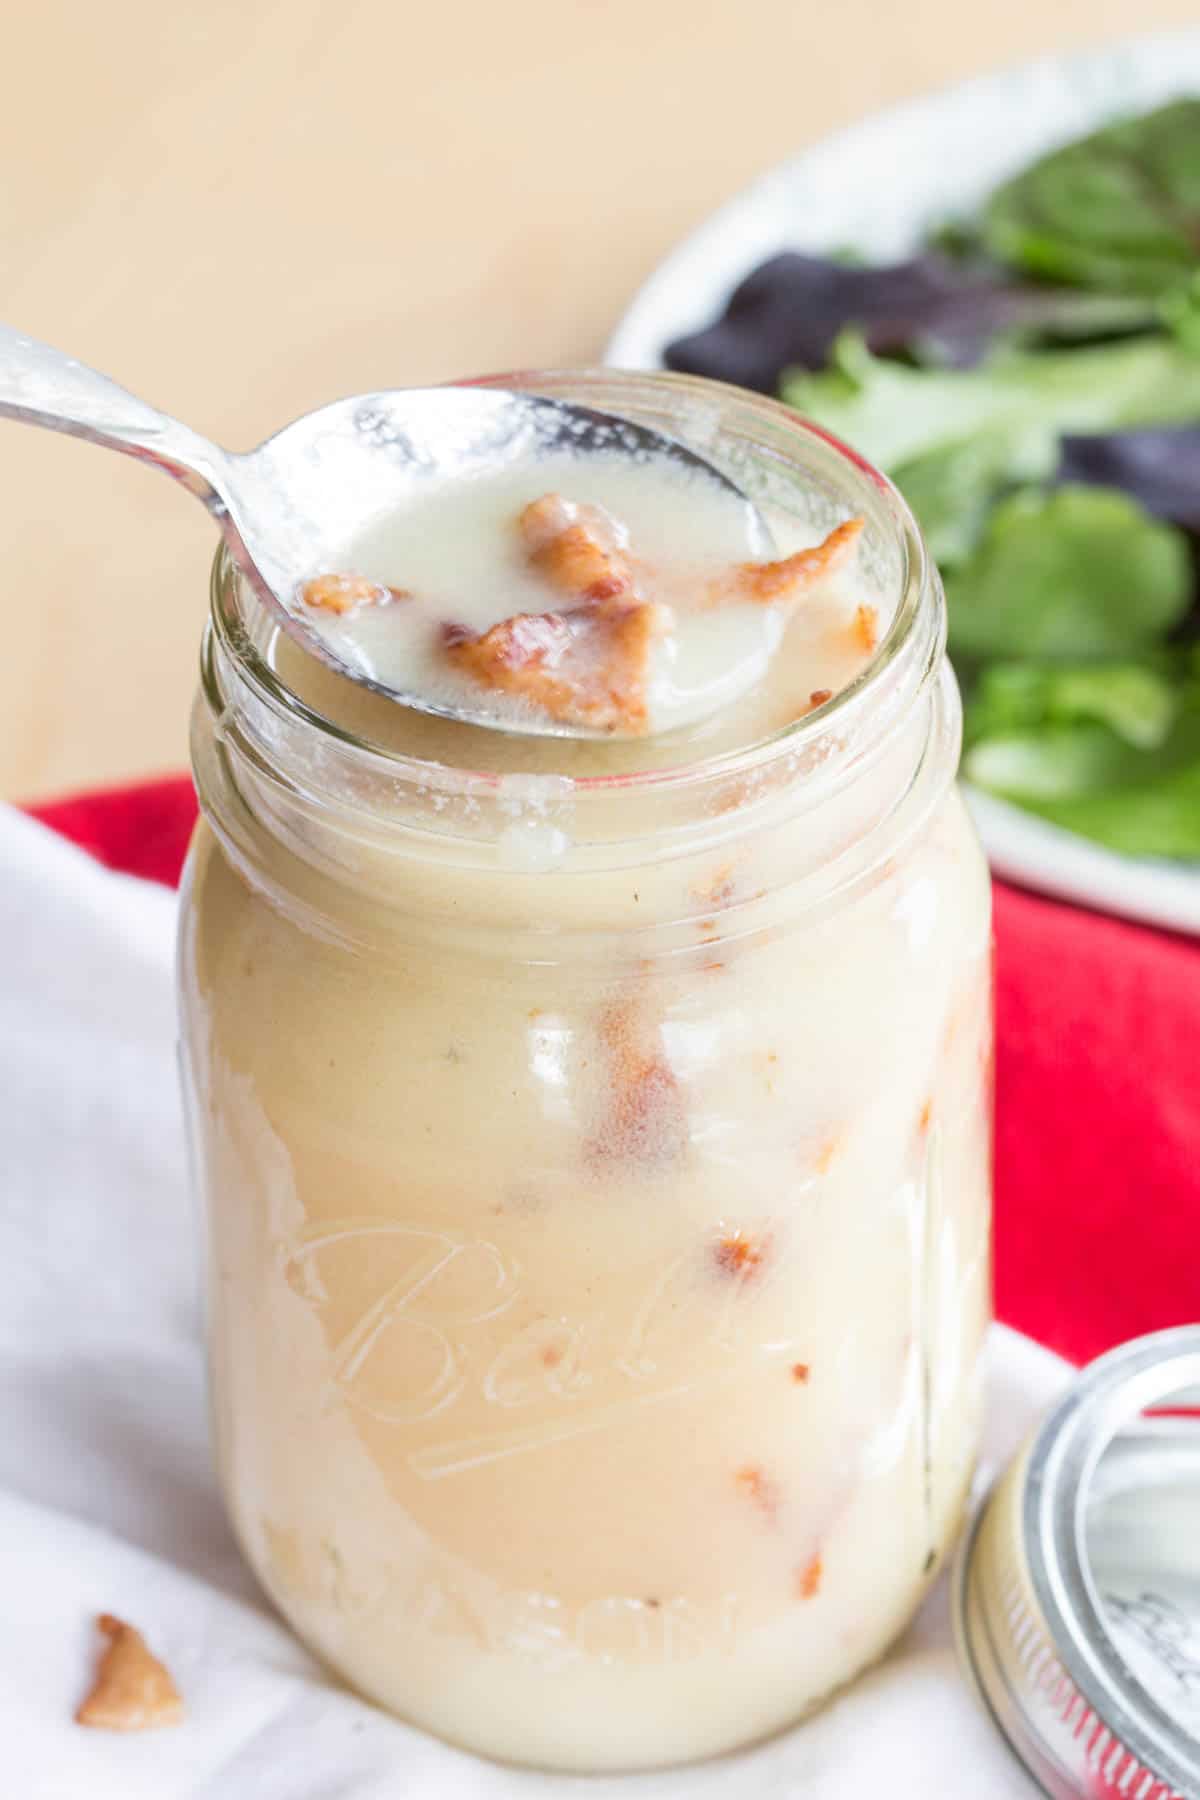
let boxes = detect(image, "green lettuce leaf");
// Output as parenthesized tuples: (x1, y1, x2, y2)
(890, 430, 1053, 566)
(983, 99, 1200, 293)
(964, 708, 1200, 858)
(963, 659, 1179, 752)
(945, 487, 1192, 662)
(781, 332, 1200, 473)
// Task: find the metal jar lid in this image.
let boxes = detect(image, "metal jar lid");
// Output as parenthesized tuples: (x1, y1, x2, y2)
(955, 1326, 1200, 1800)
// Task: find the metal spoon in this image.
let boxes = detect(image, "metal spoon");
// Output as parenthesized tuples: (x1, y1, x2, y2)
(0, 324, 768, 737)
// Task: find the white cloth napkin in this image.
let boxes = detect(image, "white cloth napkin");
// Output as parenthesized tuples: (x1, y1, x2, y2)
(0, 803, 1068, 1799)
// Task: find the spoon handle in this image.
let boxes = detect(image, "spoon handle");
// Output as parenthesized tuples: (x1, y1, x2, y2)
(0, 323, 227, 506)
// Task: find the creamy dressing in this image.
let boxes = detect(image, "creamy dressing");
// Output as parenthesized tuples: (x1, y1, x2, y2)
(277, 506, 877, 783)
(298, 451, 804, 736)
(181, 389, 992, 1772)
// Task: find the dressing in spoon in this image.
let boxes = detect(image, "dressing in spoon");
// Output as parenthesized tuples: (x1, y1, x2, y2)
(0, 325, 829, 738)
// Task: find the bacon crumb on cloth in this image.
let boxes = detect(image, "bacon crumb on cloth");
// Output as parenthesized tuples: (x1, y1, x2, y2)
(75, 1614, 184, 1731)
(298, 573, 408, 615)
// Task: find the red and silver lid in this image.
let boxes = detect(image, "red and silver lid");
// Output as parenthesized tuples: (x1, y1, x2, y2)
(955, 1327, 1200, 1799)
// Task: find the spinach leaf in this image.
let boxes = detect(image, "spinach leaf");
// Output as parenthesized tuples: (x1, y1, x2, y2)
(964, 659, 1178, 752)
(892, 430, 1054, 565)
(1026, 764, 1200, 857)
(964, 708, 1200, 858)
(945, 487, 1192, 662)
(983, 99, 1200, 293)
(781, 332, 1200, 472)
(1057, 426, 1200, 531)
(967, 722, 1159, 801)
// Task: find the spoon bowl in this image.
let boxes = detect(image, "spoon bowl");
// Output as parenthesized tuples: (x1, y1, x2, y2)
(0, 329, 770, 738)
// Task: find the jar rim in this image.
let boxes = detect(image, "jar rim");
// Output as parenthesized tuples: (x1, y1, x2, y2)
(202, 370, 940, 853)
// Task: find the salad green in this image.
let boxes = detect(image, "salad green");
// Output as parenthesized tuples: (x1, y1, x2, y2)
(983, 99, 1200, 294)
(782, 331, 1200, 474)
(759, 100, 1200, 863)
(668, 99, 1200, 860)
(943, 488, 1191, 662)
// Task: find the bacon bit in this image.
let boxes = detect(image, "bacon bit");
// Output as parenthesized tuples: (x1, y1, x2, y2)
(781, 684, 837, 727)
(691, 861, 738, 908)
(778, 696, 819, 729)
(519, 494, 633, 602)
(584, 573, 630, 603)
(791, 1362, 811, 1384)
(735, 1464, 780, 1522)
(712, 775, 759, 816)
(540, 1344, 564, 1368)
(445, 598, 670, 734)
(448, 493, 667, 731)
(76, 1615, 184, 1731)
(709, 517, 863, 607)
(713, 1229, 770, 1281)
(852, 603, 879, 652)
(699, 924, 727, 963)
(606, 1058, 684, 1160)
(450, 499, 864, 731)
(298, 573, 407, 615)
(588, 999, 687, 1167)
(813, 1137, 840, 1176)
(796, 1552, 823, 1600)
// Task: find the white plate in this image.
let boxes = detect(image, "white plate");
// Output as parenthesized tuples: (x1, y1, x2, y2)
(606, 29, 1200, 936)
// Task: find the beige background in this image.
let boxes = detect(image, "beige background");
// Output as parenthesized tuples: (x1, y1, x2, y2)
(4, 0, 1196, 800)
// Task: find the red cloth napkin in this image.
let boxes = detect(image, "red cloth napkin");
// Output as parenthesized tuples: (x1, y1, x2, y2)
(27, 776, 1200, 1368)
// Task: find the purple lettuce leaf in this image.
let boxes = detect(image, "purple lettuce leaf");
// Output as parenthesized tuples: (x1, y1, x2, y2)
(663, 252, 1155, 391)
(1057, 429, 1200, 533)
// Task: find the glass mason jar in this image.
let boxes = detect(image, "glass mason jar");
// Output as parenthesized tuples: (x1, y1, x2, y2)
(178, 370, 993, 1773)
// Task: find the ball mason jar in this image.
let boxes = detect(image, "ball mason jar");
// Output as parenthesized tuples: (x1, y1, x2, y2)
(178, 370, 993, 1772)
